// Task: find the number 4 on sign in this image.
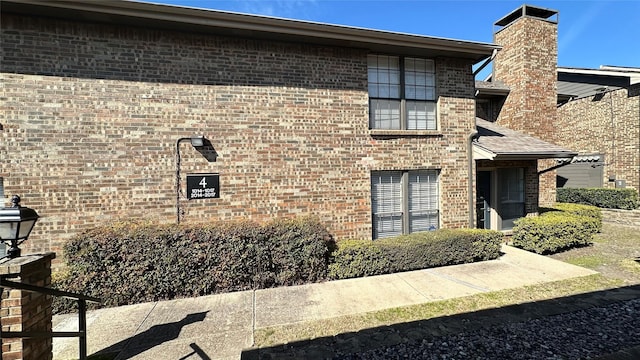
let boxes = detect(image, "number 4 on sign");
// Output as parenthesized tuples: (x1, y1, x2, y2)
(199, 177, 207, 188)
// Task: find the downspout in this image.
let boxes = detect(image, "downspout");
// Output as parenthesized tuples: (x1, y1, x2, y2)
(467, 49, 498, 229)
(468, 48, 497, 228)
(468, 127, 478, 228)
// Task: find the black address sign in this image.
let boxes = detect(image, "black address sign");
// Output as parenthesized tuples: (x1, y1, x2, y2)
(186, 173, 220, 200)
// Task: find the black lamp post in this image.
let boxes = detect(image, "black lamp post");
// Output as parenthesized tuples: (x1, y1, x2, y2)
(176, 136, 205, 224)
(0, 195, 40, 259)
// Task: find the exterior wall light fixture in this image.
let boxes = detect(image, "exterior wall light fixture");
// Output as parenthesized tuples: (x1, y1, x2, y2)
(0, 195, 40, 258)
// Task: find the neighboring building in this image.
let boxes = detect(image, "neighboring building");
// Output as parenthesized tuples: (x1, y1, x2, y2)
(1, 0, 573, 256)
(555, 66, 640, 192)
(477, 5, 639, 201)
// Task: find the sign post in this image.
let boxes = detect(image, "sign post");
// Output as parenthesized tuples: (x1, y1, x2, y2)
(186, 174, 220, 200)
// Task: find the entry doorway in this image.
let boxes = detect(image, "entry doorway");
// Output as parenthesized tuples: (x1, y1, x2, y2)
(476, 171, 491, 229)
(476, 168, 525, 231)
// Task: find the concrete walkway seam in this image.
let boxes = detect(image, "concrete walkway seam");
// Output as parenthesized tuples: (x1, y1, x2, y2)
(396, 273, 433, 300)
(425, 268, 491, 292)
(251, 290, 257, 348)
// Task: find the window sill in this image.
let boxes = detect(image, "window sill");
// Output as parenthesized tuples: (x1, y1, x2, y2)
(369, 129, 443, 137)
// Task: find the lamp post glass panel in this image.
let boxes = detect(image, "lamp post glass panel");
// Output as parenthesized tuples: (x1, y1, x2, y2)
(0, 195, 39, 258)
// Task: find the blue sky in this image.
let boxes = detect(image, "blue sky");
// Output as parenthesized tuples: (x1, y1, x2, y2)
(147, 0, 638, 76)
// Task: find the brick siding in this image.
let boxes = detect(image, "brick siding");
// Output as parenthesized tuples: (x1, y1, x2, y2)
(1, 254, 55, 360)
(492, 16, 559, 207)
(1, 14, 477, 254)
(556, 85, 640, 193)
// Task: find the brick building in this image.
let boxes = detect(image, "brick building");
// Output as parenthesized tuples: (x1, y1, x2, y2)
(1, 1, 575, 256)
(555, 66, 640, 192)
(474, 5, 576, 230)
(478, 6, 639, 207)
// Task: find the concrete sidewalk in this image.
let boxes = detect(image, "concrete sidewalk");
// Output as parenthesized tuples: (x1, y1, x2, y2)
(52, 245, 599, 360)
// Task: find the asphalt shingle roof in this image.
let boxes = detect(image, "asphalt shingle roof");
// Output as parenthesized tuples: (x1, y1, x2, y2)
(474, 118, 576, 160)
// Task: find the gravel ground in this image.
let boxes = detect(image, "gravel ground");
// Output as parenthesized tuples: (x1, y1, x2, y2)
(336, 298, 640, 360)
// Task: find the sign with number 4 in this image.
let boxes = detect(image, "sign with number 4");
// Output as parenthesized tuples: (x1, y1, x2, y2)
(186, 173, 220, 199)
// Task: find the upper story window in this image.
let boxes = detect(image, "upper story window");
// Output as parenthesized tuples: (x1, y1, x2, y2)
(368, 55, 436, 130)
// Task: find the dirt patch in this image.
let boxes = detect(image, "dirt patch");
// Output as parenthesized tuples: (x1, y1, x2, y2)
(549, 223, 640, 285)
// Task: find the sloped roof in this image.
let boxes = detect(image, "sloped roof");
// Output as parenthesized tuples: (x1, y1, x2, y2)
(2, 0, 500, 62)
(557, 65, 640, 101)
(475, 80, 510, 98)
(473, 119, 577, 160)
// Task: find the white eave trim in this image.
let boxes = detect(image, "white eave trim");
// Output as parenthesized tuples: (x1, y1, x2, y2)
(472, 144, 496, 160)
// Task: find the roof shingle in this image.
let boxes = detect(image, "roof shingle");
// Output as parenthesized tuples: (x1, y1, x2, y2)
(474, 119, 576, 160)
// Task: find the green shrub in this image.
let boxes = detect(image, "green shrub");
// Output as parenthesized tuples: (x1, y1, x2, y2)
(328, 229, 503, 280)
(380, 229, 503, 272)
(53, 217, 332, 313)
(557, 188, 640, 210)
(552, 203, 602, 231)
(327, 240, 392, 280)
(263, 217, 334, 286)
(512, 212, 598, 254)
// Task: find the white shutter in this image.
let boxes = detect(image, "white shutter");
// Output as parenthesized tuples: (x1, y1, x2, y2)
(371, 171, 403, 239)
(408, 170, 439, 232)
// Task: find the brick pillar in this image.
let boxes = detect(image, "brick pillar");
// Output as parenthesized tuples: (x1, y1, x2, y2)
(493, 5, 559, 208)
(1, 253, 56, 360)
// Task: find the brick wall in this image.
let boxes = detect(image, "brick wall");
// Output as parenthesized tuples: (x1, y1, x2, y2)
(1, 253, 55, 360)
(493, 16, 559, 207)
(1, 14, 477, 254)
(556, 85, 640, 193)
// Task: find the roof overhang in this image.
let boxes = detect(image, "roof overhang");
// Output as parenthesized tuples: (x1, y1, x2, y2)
(475, 81, 510, 99)
(1, 0, 500, 62)
(555, 154, 602, 164)
(473, 119, 577, 161)
(557, 66, 640, 102)
(473, 147, 577, 161)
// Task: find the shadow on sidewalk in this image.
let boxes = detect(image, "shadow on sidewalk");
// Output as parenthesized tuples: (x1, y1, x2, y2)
(93, 311, 209, 359)
(242, 285, 640, 359)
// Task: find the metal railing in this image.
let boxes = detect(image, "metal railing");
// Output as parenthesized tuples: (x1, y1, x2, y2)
(0, 277, 101, 360)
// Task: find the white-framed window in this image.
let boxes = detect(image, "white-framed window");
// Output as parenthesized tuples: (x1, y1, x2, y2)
(368, 55, 436, 130)
(371, 170, 439, 239)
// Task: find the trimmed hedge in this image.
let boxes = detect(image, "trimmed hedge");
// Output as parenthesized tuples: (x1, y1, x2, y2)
(54, 219, 505, 312)
(328, 229, 503, 280)
(557, 187, 640, 210)
(512, 212, 598, 254)
(327, 240, 392, 280)
(542, 203, 603, 231)
(53, 217, 332, 312)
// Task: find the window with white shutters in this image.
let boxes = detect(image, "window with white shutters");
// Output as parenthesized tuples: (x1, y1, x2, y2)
(408, 171, 439, 232)
(371, 171, 403, 239)
(371, 170, 439, 239)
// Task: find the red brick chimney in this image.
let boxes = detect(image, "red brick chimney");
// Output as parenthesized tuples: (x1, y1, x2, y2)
(493, 5, 558, 140)
(492, 5, 560, 206)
